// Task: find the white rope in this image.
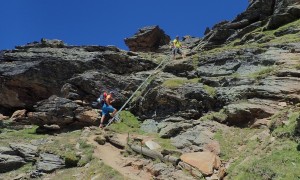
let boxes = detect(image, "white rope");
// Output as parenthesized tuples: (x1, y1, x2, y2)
(105, 56, 171, 128)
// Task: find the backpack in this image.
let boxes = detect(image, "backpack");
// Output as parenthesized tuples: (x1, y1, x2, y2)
(92, 92, 107, 108)
(97, 92, 107, 107)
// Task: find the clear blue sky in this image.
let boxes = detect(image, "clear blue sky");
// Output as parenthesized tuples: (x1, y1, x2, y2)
(0, 0, 248, 50)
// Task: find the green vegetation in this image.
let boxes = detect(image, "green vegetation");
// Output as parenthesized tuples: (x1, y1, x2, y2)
(203, 85, 217, 97)
(248, 66, 276, 79)
(162, 78, 200, 88)
(64, 151, 80, 167)
(0, 125, 47, 146)
(191, 54, 200, 68)
(1, 163, 35, 179)
(215, 107, 300, 179)
(108, 111, 143, 134)
(43, 159, 124, 180)
(199, 109, 227, 122)
(39, 130, 94, 167)
(152, 134, 177, 151)
(231, 139, 300, 180)
(272, 111, 300, 138)
(202, 19, 300, 57)
(214, 128, 261, 161)
(77, 140, 94, 166)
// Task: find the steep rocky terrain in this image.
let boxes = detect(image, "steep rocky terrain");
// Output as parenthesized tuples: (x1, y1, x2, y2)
(1, 0, 300, 179)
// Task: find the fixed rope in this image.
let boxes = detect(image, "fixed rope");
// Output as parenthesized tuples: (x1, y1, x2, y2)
(105, 56, 171, 128)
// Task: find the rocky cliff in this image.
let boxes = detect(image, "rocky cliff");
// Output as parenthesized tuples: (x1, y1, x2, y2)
(1, 0, 300, 179)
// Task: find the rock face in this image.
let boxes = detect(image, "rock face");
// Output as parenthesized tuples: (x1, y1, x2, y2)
(133, 80, 216, 120)
(0, 39, 156, 112)
(266, 0, 300, 29)
(124, 25, 170, 52)
(199, 0, 300, 49)
(0, 1, 299, 177)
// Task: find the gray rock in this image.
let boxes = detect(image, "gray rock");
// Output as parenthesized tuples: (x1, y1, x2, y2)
(124, 25, 170, 52)
(149, 163, 169, 177)
(141, 119, 158, 133)
(9, 143, 38, 162)
(224, 102, 277, 126)
(0, 147, 17, 155)
(36, 153, 65, 173)
(171, 121, 224, 152)
(274, 27, 300, 37)
(0, 154, 26, 173)
(266, 2, 300, 30)
(159, 123, 183, 138)
(0, 41, 156, 110)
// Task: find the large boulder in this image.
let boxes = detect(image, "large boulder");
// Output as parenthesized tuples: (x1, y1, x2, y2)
(0, 154, 26, 173)
(27, 95, 99, 129)
(36, 153, 65, 173)
(9, 143, 38, 162)
(180, 152, 221, 176)
(124, 25, 170, 52)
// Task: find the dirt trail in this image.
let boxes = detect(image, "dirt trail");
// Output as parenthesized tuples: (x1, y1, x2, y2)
(87, 133, 152, 180)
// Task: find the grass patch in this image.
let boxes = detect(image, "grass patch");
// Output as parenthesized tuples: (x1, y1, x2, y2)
(248, 66, 276, 79)
(0, 125, 47, 146)
(216, 107, 300, 179)
(199, 109, 227, 122)
(214, 128, 261, 161)
(39, 130, 95, 167)
(229, 139, 300, 180)
(203, 85, 216, 97)
(0, 163, 35, 179)
(43, 159, 124, 180)
(108, 111, 143, 134)
(272, 111, 300, 138)
(152, 134, 177, 151)
(162, 78, 200, 88)
(201, 19, 300, 57)
(77, 140, 95, 166)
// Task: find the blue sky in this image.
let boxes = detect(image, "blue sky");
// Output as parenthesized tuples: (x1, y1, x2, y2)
(0, 0, 248, 50)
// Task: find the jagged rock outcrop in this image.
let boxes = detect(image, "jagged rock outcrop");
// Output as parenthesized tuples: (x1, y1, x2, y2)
(266, 0, 300, 29)
(0, 39, 157, 114)
(133, 80, 217, 120)
(27, 95, 100, 129)
(124, 25, 170, 52)
(199, 0, 300, 49)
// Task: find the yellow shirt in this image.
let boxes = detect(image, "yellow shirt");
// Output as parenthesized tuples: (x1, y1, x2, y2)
(173, 39, 181, 48)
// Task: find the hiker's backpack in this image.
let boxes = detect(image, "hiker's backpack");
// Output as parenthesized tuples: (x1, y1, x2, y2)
(97, 92, 107, 107)
(92, 92, 107, 108)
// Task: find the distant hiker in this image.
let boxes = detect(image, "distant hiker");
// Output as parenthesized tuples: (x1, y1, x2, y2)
(172, 36, 186, 60)
(99, 91, 117, 128)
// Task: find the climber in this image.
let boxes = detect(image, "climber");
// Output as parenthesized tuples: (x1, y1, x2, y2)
(172, 35, 186, 60)
(99, 91, 117, 128)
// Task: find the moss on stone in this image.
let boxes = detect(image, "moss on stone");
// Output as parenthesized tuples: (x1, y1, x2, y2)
(203, 85, 216, 97)
(162, 78, 200, 88)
